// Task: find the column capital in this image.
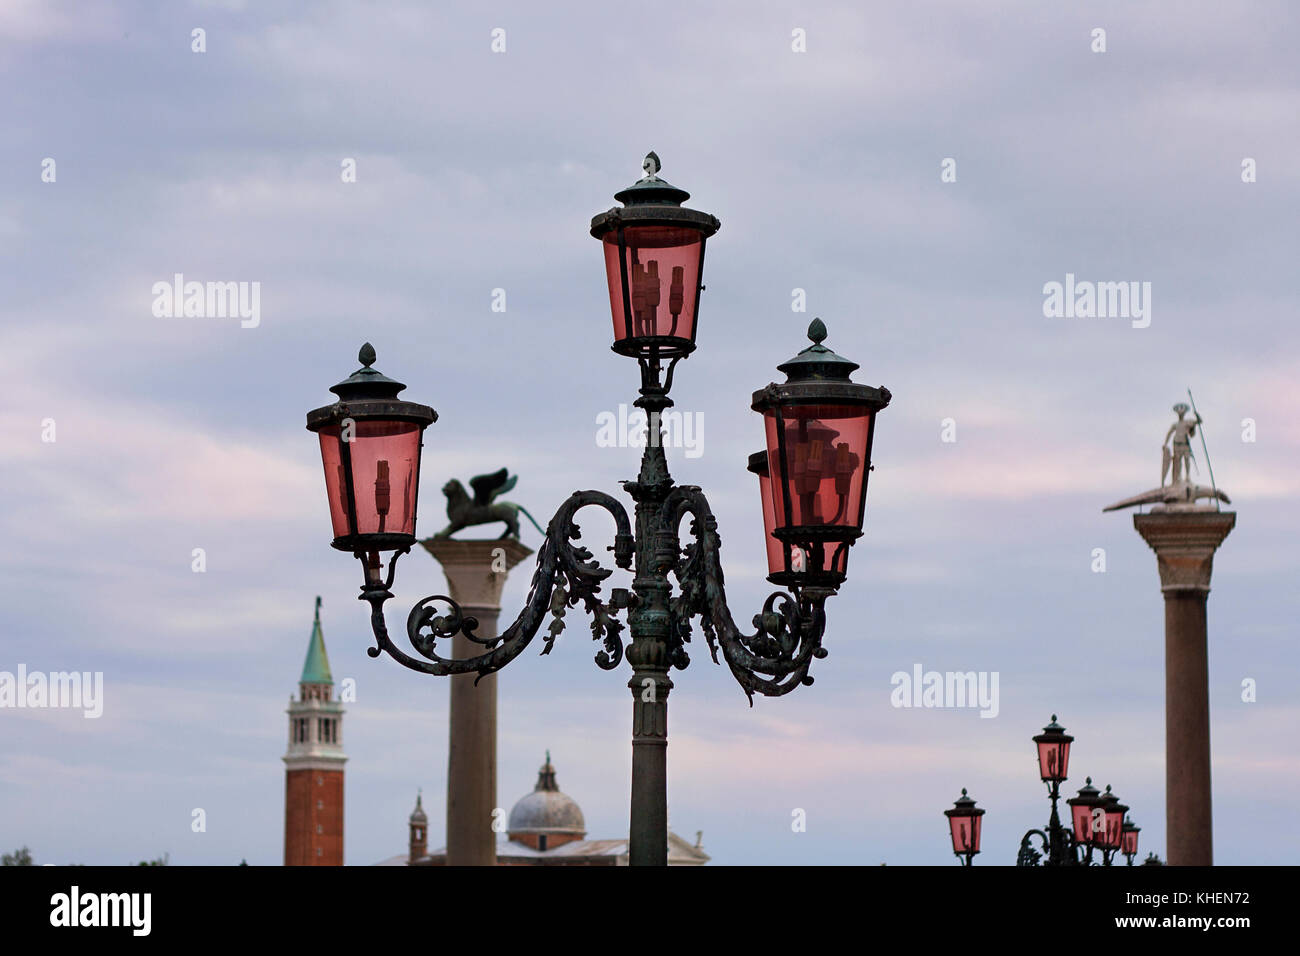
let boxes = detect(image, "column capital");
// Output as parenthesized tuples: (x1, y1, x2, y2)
(1133, 510, 1236, 593)
(419, 537, 534, 609)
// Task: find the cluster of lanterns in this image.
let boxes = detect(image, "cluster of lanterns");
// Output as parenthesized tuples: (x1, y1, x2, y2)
(308, 154, 889, 594)
(945, 716, 1141, 865)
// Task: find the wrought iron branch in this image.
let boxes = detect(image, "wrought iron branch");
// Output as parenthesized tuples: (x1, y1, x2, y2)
(656, 485, 832, 704)
(1017, 826, 1086, 866)
(359, 490, 633, 680)
(1017, 829, 1049, 867)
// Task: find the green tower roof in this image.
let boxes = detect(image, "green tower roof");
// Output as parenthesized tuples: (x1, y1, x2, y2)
(301, 596, 333, 685)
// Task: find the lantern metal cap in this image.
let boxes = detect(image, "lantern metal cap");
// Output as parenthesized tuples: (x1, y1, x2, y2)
(612, 151, 691, 206)
(590, 152, 721, 238)
(752, 320, 891, 412)
(777, 318, 862, 381)
(1033, 713, 1074, 743)
(944, 788, 984, 821)
(306, 343, 437, 432)
(949, 788, 980, 812)
(329, 342, 408, 401)
(1070, 777, 1101, 802)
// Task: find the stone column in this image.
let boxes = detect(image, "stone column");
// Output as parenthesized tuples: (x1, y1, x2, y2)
(420, 537, 534, 867)
(1133, 509, 1235, 866)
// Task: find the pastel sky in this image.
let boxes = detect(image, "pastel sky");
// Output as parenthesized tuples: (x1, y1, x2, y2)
(2, 0, 1296, 865)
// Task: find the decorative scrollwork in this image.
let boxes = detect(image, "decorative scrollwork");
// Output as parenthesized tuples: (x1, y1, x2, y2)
(359, 490, 633, 680)
(1016, 825, 1088, 866)
(1017, 829, 1048, 866)
(407, 596, 482, 658)
(356, 458, 840, 707)
(658, 486, 833, 704)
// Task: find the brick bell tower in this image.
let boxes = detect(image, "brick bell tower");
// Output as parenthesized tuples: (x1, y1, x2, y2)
(284, 596, 346, 866)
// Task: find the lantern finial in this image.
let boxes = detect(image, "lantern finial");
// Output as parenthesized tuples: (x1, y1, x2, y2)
(808, 318, 827, 344)
(642, 151, 661, 181)
(359, 342, 376, 368)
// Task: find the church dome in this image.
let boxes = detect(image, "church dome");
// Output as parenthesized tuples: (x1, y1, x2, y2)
(507, 753, 585, 837)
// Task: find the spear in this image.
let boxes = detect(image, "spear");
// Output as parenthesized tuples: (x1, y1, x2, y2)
(1187, 388, 1219, 510)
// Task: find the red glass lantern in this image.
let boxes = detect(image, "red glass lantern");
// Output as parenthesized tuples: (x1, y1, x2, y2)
(306, 343, 437, 554)
(1098, 786, 1128, 851)
(1067, 777, 1103, 846)
(590, 152, 720, 360)
(944, 788, 984, 864)
(1121, 818, 1140, 859)
(751, 319, 890, 588)
(1032, 715, 1074, 785)
(747, 451, 797, 581)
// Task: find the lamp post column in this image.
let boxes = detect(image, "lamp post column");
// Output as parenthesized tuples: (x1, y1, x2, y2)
(421, 537, 534, 866)
(625, 391, 675, 867)
(1133, 510, 1235, 866)
(1047, 782, 1068, 865)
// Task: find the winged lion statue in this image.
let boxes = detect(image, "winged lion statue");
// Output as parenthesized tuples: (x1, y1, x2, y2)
(432, 468, 545, 540)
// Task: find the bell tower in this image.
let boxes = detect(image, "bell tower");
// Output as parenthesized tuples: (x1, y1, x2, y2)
(284, 597, 346, 866)
(408, 791, 428, 863)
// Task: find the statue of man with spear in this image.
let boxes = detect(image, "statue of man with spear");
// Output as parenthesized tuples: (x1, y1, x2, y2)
(1162, 402, 1201, 487)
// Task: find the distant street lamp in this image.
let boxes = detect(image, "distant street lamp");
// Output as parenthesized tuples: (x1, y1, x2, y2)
(305, 154, 893, 866)
(946, 715, 1146, 866)
(1065, 776, 1104, 865)
(1121, 818, 1142, 866)
(1097, 785, 1130, 866)
(1027, 714, 1074, 866)
(944, 789, 984, 866)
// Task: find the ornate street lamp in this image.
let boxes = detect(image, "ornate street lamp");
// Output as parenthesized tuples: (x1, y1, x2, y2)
(1000, 717, 1147, 867)
(944, 789, 984, 866)
(1016, 714, 1075, 866)
(306, 154, 891, 867)
(1121, 818, 1141, 866)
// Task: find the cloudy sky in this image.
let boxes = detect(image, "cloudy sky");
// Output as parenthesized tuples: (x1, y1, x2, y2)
(2, 0, 1296, 866)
